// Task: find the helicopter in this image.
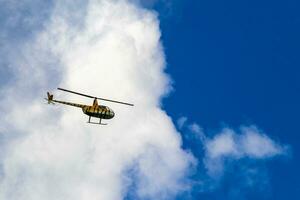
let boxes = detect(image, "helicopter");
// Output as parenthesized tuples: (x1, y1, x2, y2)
(45, 88, 134, 125)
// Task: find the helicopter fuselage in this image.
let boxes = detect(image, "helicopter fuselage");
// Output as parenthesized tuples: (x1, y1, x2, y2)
(82, 105, 114, 119)
(49, 99, 115, 119)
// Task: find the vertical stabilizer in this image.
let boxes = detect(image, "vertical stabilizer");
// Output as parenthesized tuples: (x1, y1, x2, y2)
(46, 92, 54, 104)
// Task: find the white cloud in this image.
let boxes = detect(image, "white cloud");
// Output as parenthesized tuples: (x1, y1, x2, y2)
(239, 126, 286, 158)
(205, 128, 239, 159)
(188, 123, 202, 134)
(177, 116, 187, 129)
(187, 123, 206, 143)
(203, 126, 288, 177)
(0, 1, 194, 200)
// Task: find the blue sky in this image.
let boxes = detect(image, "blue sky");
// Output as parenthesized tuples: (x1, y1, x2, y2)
(152, 0, 299, 199)
(0, 0, 298, 199)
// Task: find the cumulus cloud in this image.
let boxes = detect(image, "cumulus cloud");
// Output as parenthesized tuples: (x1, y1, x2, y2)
(176, 118, 288, 189)
(177, 116, 187, 129)
(0, 1, 194, 200)
(203, 126, 288, 177)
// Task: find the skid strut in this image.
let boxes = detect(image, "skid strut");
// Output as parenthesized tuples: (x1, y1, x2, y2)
(87, 116, 107, 125)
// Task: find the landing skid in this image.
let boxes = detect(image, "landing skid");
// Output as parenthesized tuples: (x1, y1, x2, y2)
(88, 122, 107, 125)
(87, 116, 107, 125)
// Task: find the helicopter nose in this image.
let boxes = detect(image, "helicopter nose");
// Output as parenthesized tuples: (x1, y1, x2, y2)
(111, 110, 115, 118)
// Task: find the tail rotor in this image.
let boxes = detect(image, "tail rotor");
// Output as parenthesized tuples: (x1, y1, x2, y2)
(45, 92, 55, 104)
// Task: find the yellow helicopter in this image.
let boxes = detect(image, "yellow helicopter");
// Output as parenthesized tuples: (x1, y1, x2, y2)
(46, 88, 134, 125)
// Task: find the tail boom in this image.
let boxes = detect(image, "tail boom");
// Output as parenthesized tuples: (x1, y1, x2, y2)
(51, 99, 86, 108)
(45, 92, 85, 108)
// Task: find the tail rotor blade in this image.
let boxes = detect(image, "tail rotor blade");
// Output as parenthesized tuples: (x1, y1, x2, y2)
(45, 92, 54, 104)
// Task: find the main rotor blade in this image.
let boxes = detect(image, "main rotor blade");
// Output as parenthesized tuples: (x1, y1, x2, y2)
(57, 88, 134, 106)
(58, 88, 95, 99)
(96, 97, 134, 106)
